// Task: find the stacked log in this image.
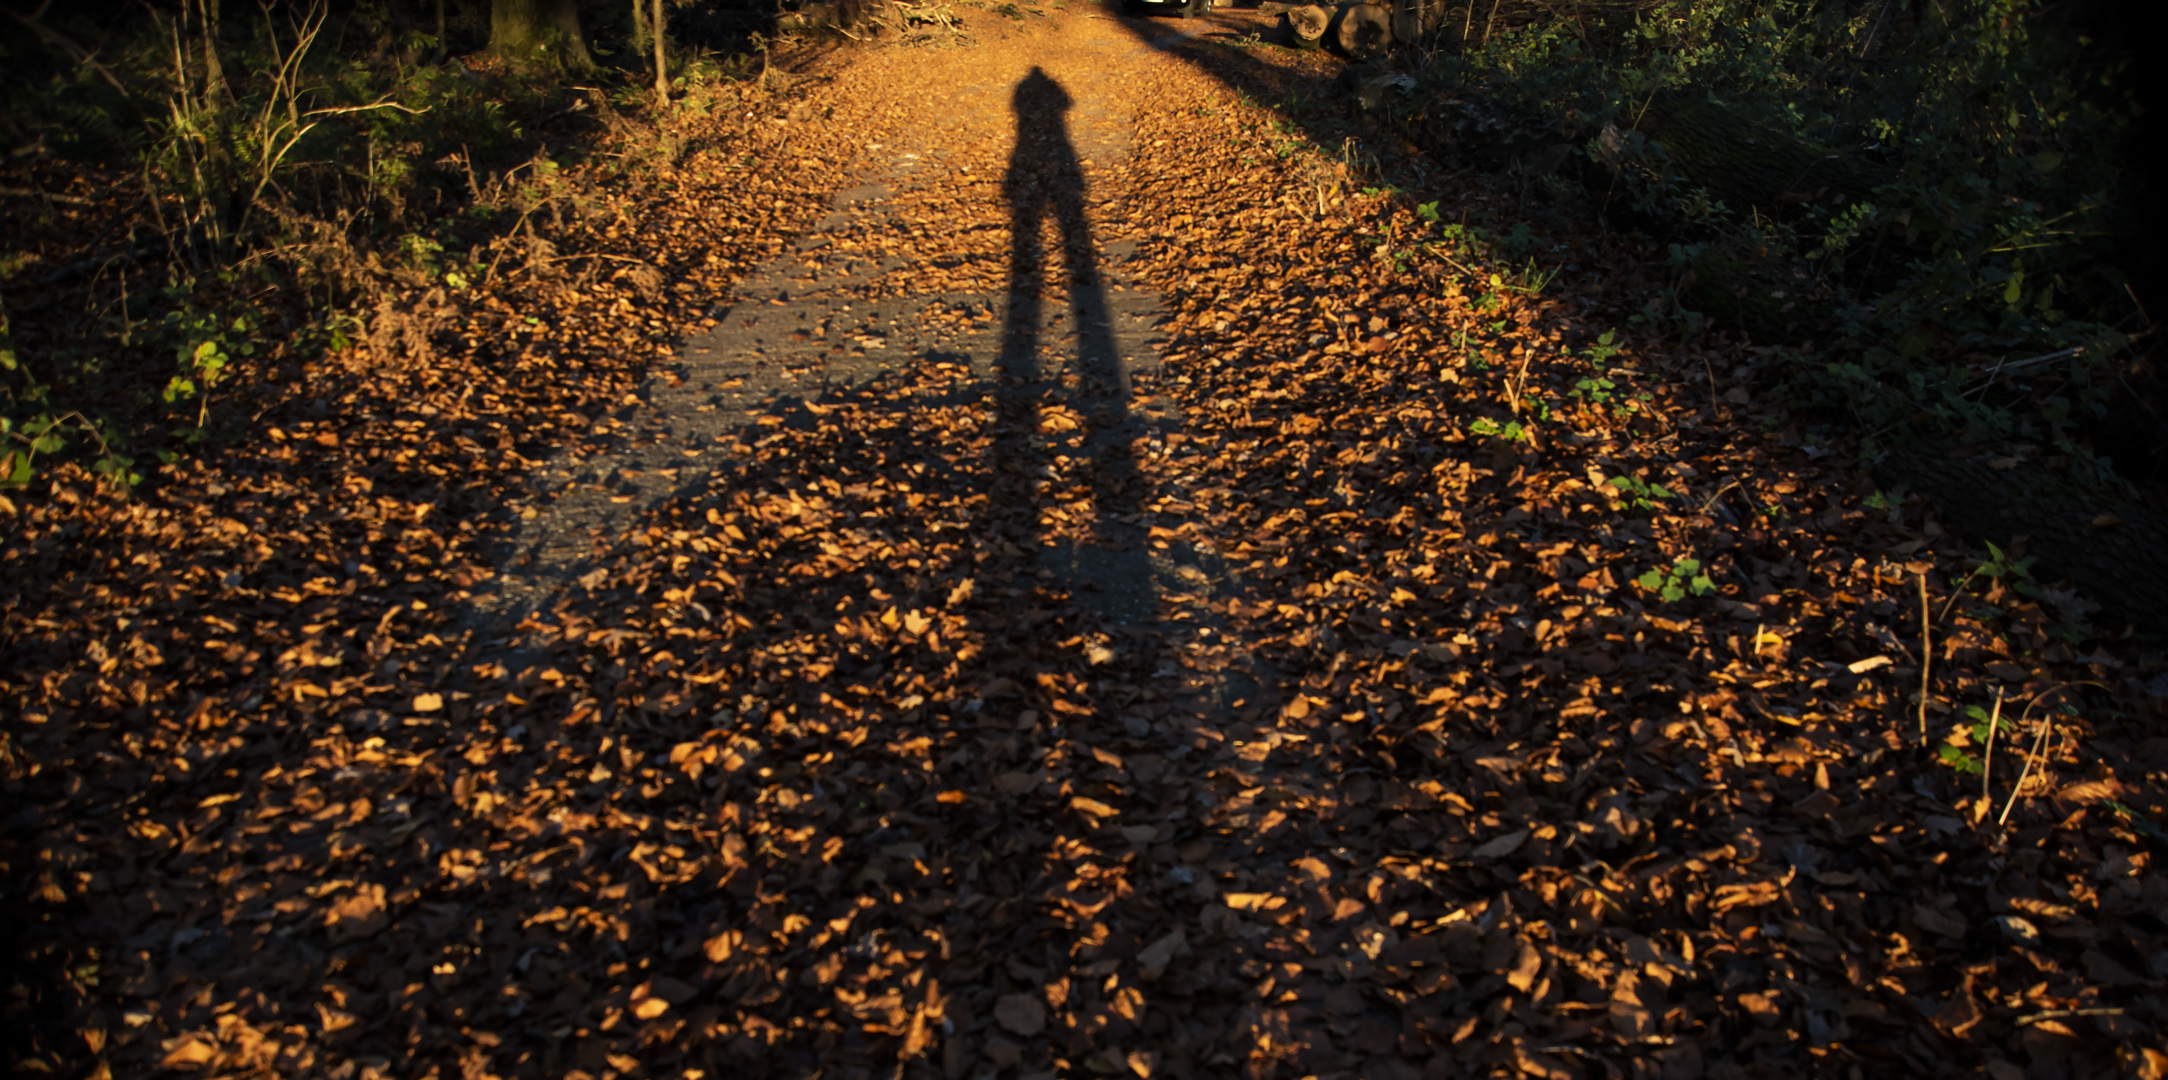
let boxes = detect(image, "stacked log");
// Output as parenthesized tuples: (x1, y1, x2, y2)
(1281, 4, 1330, 49)
(1330, 2, 1392, 58)
(1277, 0, 1457, 57)
(776, 0, 867, 32)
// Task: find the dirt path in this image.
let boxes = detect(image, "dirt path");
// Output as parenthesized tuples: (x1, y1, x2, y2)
(6, 7, 2164, 1080)
(441, 17, 1343, 1078)
(475, 12, 1274, 729)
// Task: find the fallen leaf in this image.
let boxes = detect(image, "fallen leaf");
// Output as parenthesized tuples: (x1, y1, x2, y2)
(1506, 939, 1542, 992)
(1992, 915, 2041, 945)
(1471, 829, 1530, 859)
(646, 976, 698, 1004)
(2082, 949, 2141, 985)
(2008, 897, 2075, 921)
(901, 1002, 932, 1059)
(994, 993, 1046, 1037)
(2053, 780, 2122, 806)
(1913, 904, 1967, 938)
(1136, 928, 1188, 977)
(324, 883, 388, 943)
(160, 1037, 217, 1069)
(317, 1002, 359, 1033)
(1070, 796, 1118, 819)
(2125, 1049, 2168, 1080)
(703, 931, 737, 963)
(1609, 968, 1654, 1039)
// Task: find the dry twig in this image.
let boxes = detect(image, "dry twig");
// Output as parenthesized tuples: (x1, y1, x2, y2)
(1917, 572, 1931, 745)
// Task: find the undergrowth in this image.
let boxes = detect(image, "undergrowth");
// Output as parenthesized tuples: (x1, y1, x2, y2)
(1387, 0, 2147, 470)
(0, 1, 767, 492)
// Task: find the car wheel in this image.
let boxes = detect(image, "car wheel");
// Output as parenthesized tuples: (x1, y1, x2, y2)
(1180, 0, 1207, 16)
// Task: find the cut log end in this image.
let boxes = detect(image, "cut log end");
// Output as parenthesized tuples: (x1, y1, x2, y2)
(1333, 2, 1393, 59)
(1283, 4, 1330, 49)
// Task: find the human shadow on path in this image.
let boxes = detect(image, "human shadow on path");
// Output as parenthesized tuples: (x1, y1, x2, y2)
(999, 67, 1157, 625)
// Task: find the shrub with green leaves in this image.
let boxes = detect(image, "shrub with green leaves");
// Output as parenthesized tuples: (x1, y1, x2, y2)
(0, 3, 611, 486)
(1606, 474, 1675, 513)
(1937, 703, 2002, 776)
(1467, 416, 1532, 442)
(1636, 557, 1715, 603)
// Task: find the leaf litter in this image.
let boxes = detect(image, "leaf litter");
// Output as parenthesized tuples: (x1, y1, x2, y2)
(4, 6, 2168, 1080)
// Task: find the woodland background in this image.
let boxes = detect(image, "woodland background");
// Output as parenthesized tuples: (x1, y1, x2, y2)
(5, 0, 2168, 1078)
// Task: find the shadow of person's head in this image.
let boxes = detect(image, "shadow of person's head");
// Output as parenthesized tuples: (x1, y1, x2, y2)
(1013, 65, 1073, 121)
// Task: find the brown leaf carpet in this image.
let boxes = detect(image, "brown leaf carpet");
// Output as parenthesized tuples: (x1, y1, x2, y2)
(4, 8, 2167, 1080)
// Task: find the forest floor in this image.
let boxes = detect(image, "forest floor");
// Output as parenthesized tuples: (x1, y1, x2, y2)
(4, 5, 2168, 1080)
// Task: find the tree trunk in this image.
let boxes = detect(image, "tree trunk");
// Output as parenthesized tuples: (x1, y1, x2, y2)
(490, 0, 594, 72)
(1390, 0, 1437, 44)
(1282, 4, 1328, 49)
(198, 0, 229, 101)
(1332, 2, 1392, 58)
(652, 0, 668, 102)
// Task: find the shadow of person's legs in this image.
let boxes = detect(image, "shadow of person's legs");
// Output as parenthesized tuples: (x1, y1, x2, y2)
(1003, 67, 1157, 628)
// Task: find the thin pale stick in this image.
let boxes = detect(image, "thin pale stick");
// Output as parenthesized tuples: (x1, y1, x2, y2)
(1917, 573, 1931, 745)
(1997, 683, 2103, 827)
(1936, 566, 1984, 626)
(1999, 708, 2054, 828)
